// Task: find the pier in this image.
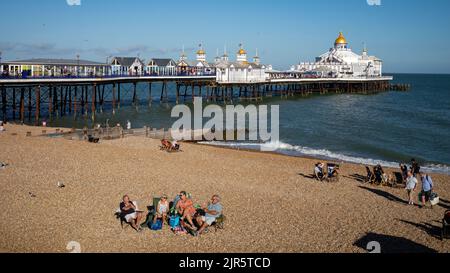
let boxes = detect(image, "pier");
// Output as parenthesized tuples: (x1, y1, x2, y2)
(0, 75, 396, 124)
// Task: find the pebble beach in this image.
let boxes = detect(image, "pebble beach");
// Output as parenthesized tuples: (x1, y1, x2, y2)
(0, 124, 449, 253)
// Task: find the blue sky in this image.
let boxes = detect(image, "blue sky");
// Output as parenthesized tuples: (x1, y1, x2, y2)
(1, 0, 449, 73)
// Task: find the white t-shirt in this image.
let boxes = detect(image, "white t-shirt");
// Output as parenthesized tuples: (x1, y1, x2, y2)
(406, 176, 417, 190)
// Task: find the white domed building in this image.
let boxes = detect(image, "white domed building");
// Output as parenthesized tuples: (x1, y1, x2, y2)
(293, 32, 383, 78)
(215, 44, 271, 83)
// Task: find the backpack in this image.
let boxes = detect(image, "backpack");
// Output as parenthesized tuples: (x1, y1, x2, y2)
(169, 215, 180, 229)
(150, 219, 162, 231)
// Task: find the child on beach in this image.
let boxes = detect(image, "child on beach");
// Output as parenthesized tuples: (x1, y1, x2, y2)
(0, 121, 5, 132)
(153, 194, 169, 226)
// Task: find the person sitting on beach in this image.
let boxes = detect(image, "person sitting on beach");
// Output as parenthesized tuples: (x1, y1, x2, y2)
(366, 166, 375, 183)
(314, 163, 324, 181)
(420, 172, 434, 208)
(400, 163, 408, 182)
(195, 194, 223, 236)
(120, 195, 144, 232)
(0, 121, 5, 132)
(153, 194, 169, 226)
(373, 165, 383, 184)
(172, 140, 180, 151)
(176, 191, 197, 231)
(405, 171, 418, 206)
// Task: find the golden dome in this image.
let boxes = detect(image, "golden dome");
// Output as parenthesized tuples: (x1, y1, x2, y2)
(197, 49, 205, 55)
(238, 49, 246, 55)
(335, 32, 348, 44)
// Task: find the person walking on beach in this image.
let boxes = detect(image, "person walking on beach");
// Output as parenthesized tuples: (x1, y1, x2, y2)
(411, 159, 420, 177)
(420, 172, 434, 208)
(400, 163, 408, 182)
(405, 171, 417, 205)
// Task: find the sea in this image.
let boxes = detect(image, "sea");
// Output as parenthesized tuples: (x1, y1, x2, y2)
(50, 73, 450, 174)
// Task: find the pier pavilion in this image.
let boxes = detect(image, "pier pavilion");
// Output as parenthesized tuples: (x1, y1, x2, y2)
(110, 57, 145, 76)
(0, 58, 111, 78)
(146, 59, 177, 76)
(293, 32, 383, 78)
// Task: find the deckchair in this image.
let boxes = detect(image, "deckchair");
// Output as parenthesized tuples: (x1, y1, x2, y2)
(326, 163, 340, 182)
(115, 201, 143, 229)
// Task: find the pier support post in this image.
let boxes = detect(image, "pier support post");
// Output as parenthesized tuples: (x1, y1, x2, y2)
(132, 82, 138, 108)
(118, 83, 121, 109)
(1, 86, 6, 122)
(20, 88, 25, 123)
(176, 83, 180, 104)
(68, 86, 72, 114)
(12, 88, 16, 120)
(73, 86, 78, 119)
(48, 86, 53, 120)
(112, 83, 116, 114)
(148, 82, 152, 106)
(35, 86, 40, 126)
(28, 87, 32, 121)
(91, 84, 96, 122)
(100, 84, 105, 113)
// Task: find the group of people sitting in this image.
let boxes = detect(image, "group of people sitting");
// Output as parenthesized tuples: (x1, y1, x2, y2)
(160, 139, 180, 152)
(366, 159, 422, 186)
(314, 162, 340, 182)
(118, 191, 223, 237)
(366, 164, 392, 185)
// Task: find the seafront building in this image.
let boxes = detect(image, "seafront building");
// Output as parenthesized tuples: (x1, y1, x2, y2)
(292, 32, 383, 78)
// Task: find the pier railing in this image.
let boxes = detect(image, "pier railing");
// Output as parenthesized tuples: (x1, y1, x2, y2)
(0, 72, 217, 80)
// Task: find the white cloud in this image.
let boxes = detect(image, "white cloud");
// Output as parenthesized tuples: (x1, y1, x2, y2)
(66, 0, 81, 6)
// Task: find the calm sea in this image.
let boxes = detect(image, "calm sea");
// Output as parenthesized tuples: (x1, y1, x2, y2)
(51, 73, 450, 174)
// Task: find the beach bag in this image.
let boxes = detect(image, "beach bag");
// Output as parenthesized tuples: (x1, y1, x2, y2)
(150, 219, 162, 231)
(430, 192, 440, 206)
(169, 215, 180, 229)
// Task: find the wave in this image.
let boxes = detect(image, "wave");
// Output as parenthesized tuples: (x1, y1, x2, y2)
(199, 141, 450, 175)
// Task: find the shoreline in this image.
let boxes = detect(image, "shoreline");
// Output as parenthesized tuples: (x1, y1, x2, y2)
(6, 121, 449, 176)
(1, 123, 449, 253)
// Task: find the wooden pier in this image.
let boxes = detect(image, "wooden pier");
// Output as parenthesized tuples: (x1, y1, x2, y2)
(0, 76, 397, 124)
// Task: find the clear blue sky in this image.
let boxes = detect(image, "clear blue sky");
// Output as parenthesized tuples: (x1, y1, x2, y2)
(1, 0, 449, 73)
